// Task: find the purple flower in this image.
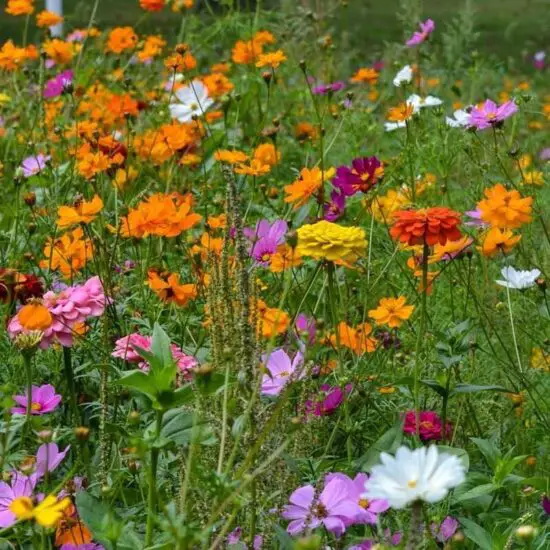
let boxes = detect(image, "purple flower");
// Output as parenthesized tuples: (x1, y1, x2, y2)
(0, 472, 36, 528)
(468, 99, 518, 130)
(12, 384, 62, 416)
(324, 190, 346, 221)
(44, 70, 73, 99)
(282, 478, 364, 536)
(539, 148, 550, 161)
(295, 313, 316, 345)
(261, 348, 305, 396)
(533, 51, 545, 71)
(312, 81, 346, 95)
(243, 220, 288, 266)
(431, 516, 459, 542)
(227, 527, 262, 548)
(35, 442, 70, 478)
(406, 19, 435, 47)
(464, 208, 488, 228)
(325, 473, 389, 525)
(21, 154, 50, 177)
(332, 157, 383, 196)
(304, 384, 352, 417)
(542, 495, 550, 515)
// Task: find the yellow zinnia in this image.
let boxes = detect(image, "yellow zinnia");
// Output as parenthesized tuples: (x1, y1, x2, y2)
(296, 221, 367, 262)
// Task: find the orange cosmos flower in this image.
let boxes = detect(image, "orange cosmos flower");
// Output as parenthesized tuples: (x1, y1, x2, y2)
(211, 62, 230, 73)
(368, 296, 414, 328)
(191, 232, 223, 261)
(234, 159, 271, 176)
(253, 30, 276, 46)
(477, 183, 533, 229)
(139, 0, 165, 11)
(431, 236, 473, 262)
(106, 27, 138, 54)
(214, 149, 248, 164)
(269, 244, 302, 272)
(202, 72, 233, 97)
(57, 195, 104, 228)
(147, 270, 197, 307)
(36, 10, 63, 27)
(256, 299, 289, 338)
(481, 227, 521, 257)
(119, 193, 202, 238)
(18, 300, 52, 331)
(295, 122, 318, 142)
(137, 35, 166, 63)
(77, 152, 113, 180)
(41, 227, 93, 278)
(232, 39, 262, 64)
(256, 50, 287, 68)
(43, 39, 75, 65)
(206, 214, 226, 230)
(55, 504, 92, 547)
(350, 67, 379, 85)
(6, 0, 33, 16)
(164, 51, 196, 72)
(253, 143, 280, 167)
(390, 207, 462, 247)
(330, 322, 377, 355)
(284, 167, 335, 208)
(386, 102, 415, 122)
(0, 40, 31, 71)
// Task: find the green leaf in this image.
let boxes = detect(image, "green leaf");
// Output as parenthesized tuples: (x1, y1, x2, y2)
(421, 379, 448, 397)
(453, 384, 512, 394)
(151, 322, 174, 370)
(471, 437, 501, 468)
(118, 370, 155, 401)
(453, 483, 496, 503)
(75, 491, 118, 547)
(160, 409, 216, 446)
(273, 524, 295, 550)
(459, 517, 493, 550)
(354, 419, 403, 471)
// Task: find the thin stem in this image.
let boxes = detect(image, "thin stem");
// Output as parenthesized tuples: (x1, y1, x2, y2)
(23, 353, 33, 429)
(145, 409, 164, 546)
(62, 347, 79, 425)
(505, 284, 523, 373)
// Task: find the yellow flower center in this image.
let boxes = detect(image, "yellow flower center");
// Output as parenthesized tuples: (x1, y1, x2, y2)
(261, 253, 271, 262)
(9, 496, 34, 520)
(190, 102, 198, 111)
(31, 402, 42, 411)
(278, 370, 290, 378)
(358, 498, 369, 509)
(408, 480, 417, 488)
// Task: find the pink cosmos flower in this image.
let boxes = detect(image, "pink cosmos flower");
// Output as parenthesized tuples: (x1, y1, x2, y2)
(261, 348, 305, 396)
(34, 443, 71, 479)
(468, 99, 518, 130)
(464, 208, 488, 228)
(332, 156, 383, 197)
(282, 478, 364, 536)
(304, 384, 352, 417)
(324, 473, 389, 525)
(312, 81, 346, 95)
(44, 70, 73, 99)
(112, 333, 198, 375)
(0, 472, 36, 527)
(243, 220, 288, 266)
(21, 154, 50, 177)
(11, 384, 62, 416)
(406, 19, 435, 47)
(8, 276, 108, 349)
(431, 516, 459, 542)
(295, 313, 316, 345)
(403, 410, 452, 441)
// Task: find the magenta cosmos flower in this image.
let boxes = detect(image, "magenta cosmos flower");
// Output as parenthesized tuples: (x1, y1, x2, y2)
(0, 472, 36, 528)
(431, 516, 459, 542)
(332, 156, 383, 197)
(261, 348, 305, 396)
(312, 81, 346, 95)
(325, 473, 389, 525)
(468, 99, 518, 130)
(403, 410, 452, 441)
(282, 478, 364, 536)
(406, 19, 435, 47)
(324, 190, 346, 222)
(12, 384, 62, 416)
(21, 154, 50, 178)
(243, 219, 288, 266)
(112, 333, 198, 375)
(295, 313, 316, 345)
(304, 384, 352, 417)
(44, 70, 73, 99)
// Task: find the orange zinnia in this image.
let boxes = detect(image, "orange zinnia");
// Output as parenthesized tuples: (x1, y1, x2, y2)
(390, 207, 462, 247)
(18, 301, 52, 331)
(147, 270, 197, 307)
(477, 183, 533, 229)
(481, 227, 521, 257)
(57, 195, 104, 228)
(330, 322, 377, 356)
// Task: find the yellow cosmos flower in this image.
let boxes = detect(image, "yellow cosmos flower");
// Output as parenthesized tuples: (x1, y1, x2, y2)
(10, 495, 71, 528)
(368, 296, 415, 328)
(296, 221, 367, 262)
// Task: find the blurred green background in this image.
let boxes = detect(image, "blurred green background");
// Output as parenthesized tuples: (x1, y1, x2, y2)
(0, 0, 548, 59)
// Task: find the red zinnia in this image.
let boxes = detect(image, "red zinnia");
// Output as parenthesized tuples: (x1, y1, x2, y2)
(389, 207, 461, 246)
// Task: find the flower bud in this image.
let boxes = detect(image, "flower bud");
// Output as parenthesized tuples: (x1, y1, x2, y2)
(127, 410, 141, 425)
(74, 426, 90, 441)
(516, 525, 537, 540)
(37, 429, 53, 443)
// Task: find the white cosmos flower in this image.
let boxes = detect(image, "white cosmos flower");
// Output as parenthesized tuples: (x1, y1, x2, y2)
(362, 445, 465, 509)
(393, 65, 413, 87)
(169, 80, 214, 122)
(407, 94, 443, 112)
(446, 109, 470, 128)
(384, 121, 407, 132)
(496, 266, 541, 289)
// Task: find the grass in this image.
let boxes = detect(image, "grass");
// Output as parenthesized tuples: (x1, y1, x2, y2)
(1, 0, 549, 60)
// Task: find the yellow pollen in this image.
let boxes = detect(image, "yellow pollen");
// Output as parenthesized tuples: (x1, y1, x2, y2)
(408, 480, 417, 488)
(358, 498, 369, 509)
(31, 402, 42, 411)
(9, 496, 34, 519)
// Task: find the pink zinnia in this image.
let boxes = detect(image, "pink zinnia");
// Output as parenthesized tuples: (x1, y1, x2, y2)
(406, 19, 435, 47)
(468, 99, 518, 130)
(403, 410, 451, 441)
(282, 478, 364, 536)
(11, 384, 62, 416)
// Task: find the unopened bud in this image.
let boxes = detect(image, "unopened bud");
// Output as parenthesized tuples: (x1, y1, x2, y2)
(37, 429, 53, 443)
(516, 525, 537, 539)
(74, 426, 90, 441)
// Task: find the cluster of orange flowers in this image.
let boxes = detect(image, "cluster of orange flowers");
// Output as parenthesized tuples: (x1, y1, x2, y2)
(215, 142, 281, 177)
(284, 166, 335, 208)
(231, 30, 276, 65)
(0, 40, 38, 71)
(41, 227, 93, 279)
(147, 270, 197, 307)
(330, 322, 377, 356)
(117, 192, 202, 239)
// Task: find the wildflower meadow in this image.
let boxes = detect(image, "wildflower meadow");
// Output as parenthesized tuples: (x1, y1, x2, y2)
(1, 0, 550, 548)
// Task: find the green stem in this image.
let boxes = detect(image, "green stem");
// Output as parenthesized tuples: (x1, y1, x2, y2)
(145, 409, 164, 546)
(505, 283, 523, 373)
(62, 347, 79, 425)
(23, 353, 33, 429)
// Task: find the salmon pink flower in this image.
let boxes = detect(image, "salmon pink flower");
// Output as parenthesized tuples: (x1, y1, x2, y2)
(261, 348, 305, 396)
(282, 478, 364, 536)
(468, 99, 518, 130)
(406, 19, 435, 47)
(12, 384, 61, 416)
